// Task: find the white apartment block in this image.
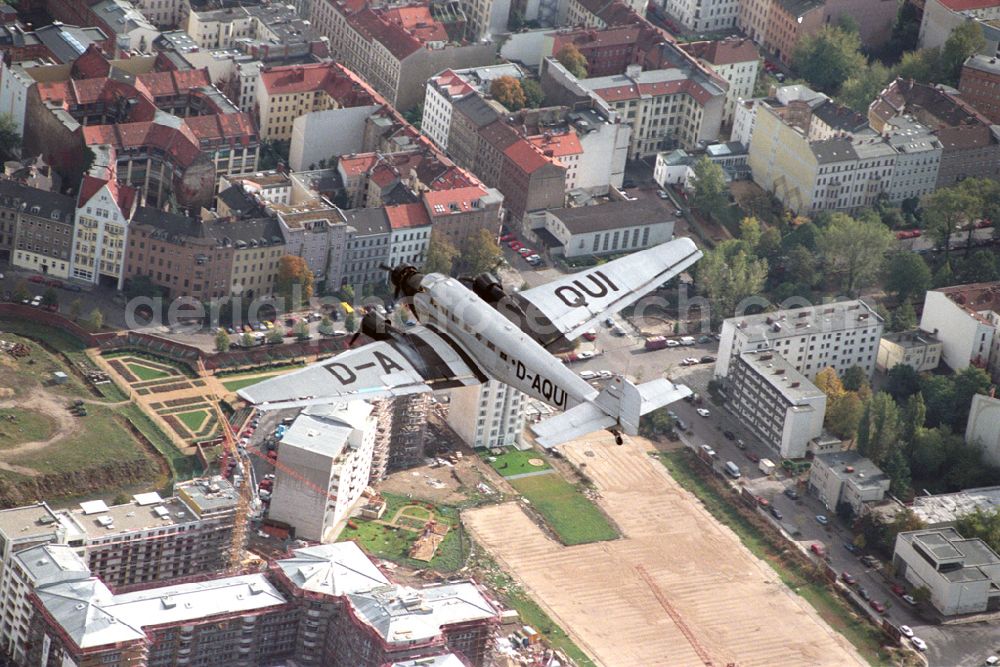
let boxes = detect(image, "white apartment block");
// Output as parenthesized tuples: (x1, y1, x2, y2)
(715, 300, 885, 382)
(458, 0, 512, 40)
(423, 71, 466, 151)
(727, 349, 827, 459)
(387, 209, 432, 267)
(876, 329, 943, 373)
(893, 527, 1000, 616)
(448, 378, 525, 449)
(681, 39, 758, 127)
(920, 283, 1000, 380)
(663, 0, 739, 34)
(268, 402, 377, 542)
(132, 0, 183, 27)
(966, 394, 1000, 468)
(70, 176, 134, 288)
(808, 451, 890, 514)
(576, 62, 726, 157)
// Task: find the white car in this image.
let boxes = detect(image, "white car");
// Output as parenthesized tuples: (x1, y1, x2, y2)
(899, 625, 913, 638)
(577, 350, 595, 359)
(597, 370, 613, 379)
(665, 339, 680, 347)
(579, 370, 597, 380)
(30, 295, 42, 307)
(696, 408, 710, 417)
(910, 637, 927, 652)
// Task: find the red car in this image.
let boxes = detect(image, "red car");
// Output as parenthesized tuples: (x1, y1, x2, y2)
(46, 279, 63, 288)
(891, 583, 905, 596)
(869, 600, 886, 613)
(508, 241, 523, 250)
(582, 330, 597, 341)
(500, 234, 515, 242)
(810, 543, 826, 557)
(745, 451, 760, 463)
(841, 571, 857, 585)
(28, 275, 45, 284)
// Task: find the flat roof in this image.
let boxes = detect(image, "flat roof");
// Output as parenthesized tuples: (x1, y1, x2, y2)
(814, 451, 889, 490)
(0, 503, 62, 541)
(901, 527, 1000, 584)
(546, 198, 679, 234)
(280, 402, 374, 457)
(390, 655, 469, 667)
(726, 299, 882, 344)
(912, 486, 1000, 526)
(881, 329, 941, 349)
(738, 349, 824, 402)
(174, 477, 238, 517)
(69, 496, 198, 538)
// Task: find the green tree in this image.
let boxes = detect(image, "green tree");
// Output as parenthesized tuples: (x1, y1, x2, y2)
(275, 255, 314, 311)
(924, 186, 979, 260)
(265, 325, 282, 344)
(293, 319, 309, 340)
(838, 63, 891, 113)
(490, 76, 526, 110)
(241, 332, 255, 347)
(815, 367, 845, 397)
(461, 228, 504, 275)
(739, 216, 762, 250)
(953, 366, 991, 429)
(826, 392, 865, 440)
(696, 239, 768, 325)
(920, 373, 956, 428)
(817, 212, 892, 296)
(12, 280, 28, 303)
(88, 308, 104, 330)
(895, 47, 941, 83)
(956, 508, 1000, 555)
(215, 329, 231, 352)
(933, 259, 955, 288)
(0, 113, 20, 159)
(901, 392, 926, 447)
(958, 249, 999, 283)
(757, 227, 782, 263)
(842, 366, 868, 392)
(891, 302, 917, 333)
(785, 244, 818, 288)
(424, 234, 458, 274)
(522, 78, 545, 108)
(345, 311, 357, 333)
(40, 288, 58, 308)
(883, 447, 912, 498)
(941, 22, 985, 85)
(910, 426, 949, 480)
(857, 392, 901, 465)
(793, 26, 867, 94)
(690, 156, 727, 221)
(402, 103, 424, 130)
(318, 315, 334, 335)
(69, 297, 82, 321)
(884, 252, 931, 303)
(556, 44, 588, 79)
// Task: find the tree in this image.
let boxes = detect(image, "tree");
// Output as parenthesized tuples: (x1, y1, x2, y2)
(901, 392, 926, 446)
(12, 280, 28, 303)
(815, 367, 845, 397)
(817, 212, 892, 296)
(941, 22, 985, 85)
(522, 78, 545, 108)
(87, 308, 104, 330)
(895, 47, 941, 83)
(956, 508, 1000, 555)
(293, 319, 309, 340)
(345, 311, 357, 333)
(891, 302, 917, 333)
(785, 244, 818, 288)
(958, 249, 998, 284)
(696, 239, 768, 325)
(490, 76, 526, 110)
(793, 26, 866, 94)
(402, 103, 423, 130)
(275, 255, 314, 311)
(838, 63, 891, 114)
(0, 113, 20, 159)
(461, 228, 503, 275)
(883, 447, 912, 498)
(919, 373, 955, 428)
(40, 288, 58, 308)
(241, 332, 255, 347)
(757, 227, 782, 263)
(910, 426, 949, 480)
(856, 392, 901, 465)
(319, 316, 334, 335)
(690, 156, 727, 221)
(556, 44, 588, 79)
(424, 234, 458, 275)
(739, 216, 762, 251)
(69, 298, 82, 321)
(884, 252, 931, 303)
(215, 329, 231, 352)
(953, 366, 991, 429)
(924, 186, 979, 260)
(826, 392, 865, 440)
(842, 366, 868, 392)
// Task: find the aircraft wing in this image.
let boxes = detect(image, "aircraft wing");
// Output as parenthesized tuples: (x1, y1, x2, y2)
(237, 325, 483, 410)
(515, 238, 702, 342)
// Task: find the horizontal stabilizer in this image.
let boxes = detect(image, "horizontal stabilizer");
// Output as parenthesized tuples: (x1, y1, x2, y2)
(637, 379, 692, 414)
(531, 402, 616, 448)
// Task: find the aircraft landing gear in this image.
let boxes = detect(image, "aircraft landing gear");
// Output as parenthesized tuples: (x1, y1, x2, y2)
(613, 431, 624, 446)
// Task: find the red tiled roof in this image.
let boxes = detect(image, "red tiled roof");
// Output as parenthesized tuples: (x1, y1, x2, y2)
(185, 113, 257, 144)
(503, 139, 555, 174)
(258, 62, 381, 106)
(528, 132, 583, 158)
(681, 38, 758, 66)
(551, 25, 641, 51)
(379, 5, 448, 43)
(592, 76, 714, 105)
(385, 201, 431, 229)
(338, 154, 379, 177)
(83, 120, 202, 167)
(936, 0, 999, 10)
(137, 69, 211, 99)
(430, 69, 476, 99)
(423, 186, 488, 217)
(347, 7, 423, 60)
(77, 174, 137, 215)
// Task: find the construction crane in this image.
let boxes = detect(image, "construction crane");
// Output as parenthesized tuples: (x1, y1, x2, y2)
(635, 564, 718, 667)
(211, 398, 253, 573)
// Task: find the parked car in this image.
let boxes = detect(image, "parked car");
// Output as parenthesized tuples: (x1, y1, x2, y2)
(657, 189, 670, 200)
(902, 594, 917, 605)
(910, 637, 926, 651)
(723, 430, 735, 440)
(64, 283, 83, 292)
(518, 247, 534, 256)
(899, 625, 913, 638)
(860, 555, 879, 568)
(46, 279, 63, 288)
(666, 339, 681, 347)
(735, 438, 746, 449)
(696, 408, 710, 417)
(582, 330, 597, 341)
(700, 355, 716, 363)
(580, 370, 597, 380)
(857, 587, 870, 601)
(30, 295, 42, 307)
(697, 335, 712, 344)
(746, 451, 760, 463)
(870, 600, 886, 614)
(815, 514, 829, 526)
(769, 506, 783, 520)
(810, 543, 825, 557)
(508, 241, 523, 250)
(891, 583, 905, 596)
(841, 571, 857, 585)
(843, 543, 860, 555)
(500, 234, 515, 242)
(28, 275, 45, 284)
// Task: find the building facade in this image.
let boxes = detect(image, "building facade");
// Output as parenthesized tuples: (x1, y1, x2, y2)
(966, 393, 1000, 468)
(960, 55, 1000, 124)
(681, 38, 759, 127)
(808, 451, 890, 514)
(447, 379, 526, 449)
(70, 174, 136, 288)
(876, 329, 943, 372)
(919, 283, 1000, 379)
(9, 184, 75, 279)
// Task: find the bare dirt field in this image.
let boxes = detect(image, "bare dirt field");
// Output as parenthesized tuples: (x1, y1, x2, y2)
(464, 433, 867, 667)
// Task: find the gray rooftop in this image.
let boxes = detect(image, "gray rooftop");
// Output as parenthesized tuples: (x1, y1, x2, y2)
(0, 503, 63, 543)
(882, 328, 941, 350)
(343, 207, 390, 237)
(964, 54, 1000, 76)
(280, 402, 374, 458)
(275, 541, 389, 596)
(739, 349, 825, 403)
(68, 495, 198, 539)
(810, 138, 858, 164)
(547, 198, 679, 234)
(12, 544, 89, 585)
(902, 527, 1000, 584)
(725, 299, 882, 343)
(912, 486, 1000, 526)
(390, 655, 469, 667)
(174, 477, 239, 517)
(814, 451, 889, 491)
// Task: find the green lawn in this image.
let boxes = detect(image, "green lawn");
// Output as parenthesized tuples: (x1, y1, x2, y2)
(121, 403, 200, 479)
(126, 362, 170, 381)
(0, 409, 57, 449)
(176, 410, 209, 432)
(338, 493, 469, 572)
(658, 450, 891, 666)
(509, 474, 618, 546)
(222, 372, 283, 392)
(484, 448, 551, 477)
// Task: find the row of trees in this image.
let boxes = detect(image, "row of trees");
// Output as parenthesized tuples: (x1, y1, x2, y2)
(489, 76, 545, 111)
(424, 228, 504, 277)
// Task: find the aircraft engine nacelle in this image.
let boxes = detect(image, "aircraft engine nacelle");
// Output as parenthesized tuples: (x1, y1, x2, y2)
(471, 273, 506, 305)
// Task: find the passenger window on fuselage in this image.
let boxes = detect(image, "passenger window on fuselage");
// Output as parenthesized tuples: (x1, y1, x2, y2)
(499, 351, 507, 361)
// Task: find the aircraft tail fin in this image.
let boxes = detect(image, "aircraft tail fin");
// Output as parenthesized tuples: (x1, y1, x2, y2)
(530, 377, 692, 448)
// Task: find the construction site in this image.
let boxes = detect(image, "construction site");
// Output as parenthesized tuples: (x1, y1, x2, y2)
(465, 433, 870, 667)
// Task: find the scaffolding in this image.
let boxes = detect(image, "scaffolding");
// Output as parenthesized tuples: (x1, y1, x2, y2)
(389, 393, 430, 471)
(368, 399, 393, 484)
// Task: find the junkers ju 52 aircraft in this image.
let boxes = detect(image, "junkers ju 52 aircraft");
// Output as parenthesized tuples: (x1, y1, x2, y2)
(238, 238, 702, 447)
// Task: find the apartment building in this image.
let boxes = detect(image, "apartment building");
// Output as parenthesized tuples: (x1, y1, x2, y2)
(24, 45, 259, 210)
(545, 25, 662, 78)
(960, 55, 1000, 124)
(187, 3, 315, 51)
(268, 402, 378, 542)
(66, 482, 238, 590)
(715, 300, 885, 381)
(543, 54, 726, 157)
(876, 329, 943, 372)
(870, 79, 1000, 188)
(918, 0, 1000, 52)
(257, 61, 382, 142)
(457, 0, 512, 39)
(562, 0, 645, 28)
(524, 198, 678, 258)
(893, 527, 1000, 615)
(310, 0, 494, 110)
(0, 21, 112, 64)
(681, 38, 759, 127)
(727, 349, 827, 458)
(130, 0, 182, 27)
(808, 451, 889, 513)
(920, 282, 1000, 380)
(448, 378, 525, 449)
(662, 0, 739, 32)
(89, 0, 159, 54)
(966, 394, 1000, 467)
(386, 201, 432, 266)
(0, 181, 75, 278)
(739, 0, 896, 64)
(70, 172, 137, 288)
